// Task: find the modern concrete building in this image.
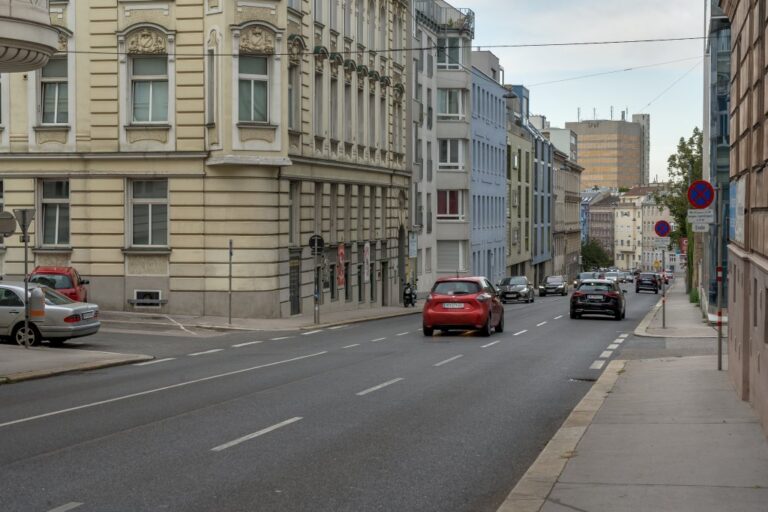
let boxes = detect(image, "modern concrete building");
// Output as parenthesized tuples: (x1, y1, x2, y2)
(0, 0, 411, 318)
(633, 113, 651, 185)
(588, 194, 618, 262)
(566, 115, 648, 190)
(527, 111, 555, 284)
(419, 0, 475, 279)
(470, 50, 507, 284)
(0, 0, 59, 72)
(719, 0, 768, 437)
(504, 85, 533, 279)
(552, 149, 582, 280)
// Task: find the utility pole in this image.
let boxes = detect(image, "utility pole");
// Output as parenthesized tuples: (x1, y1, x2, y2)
(716, 185, 724, 371)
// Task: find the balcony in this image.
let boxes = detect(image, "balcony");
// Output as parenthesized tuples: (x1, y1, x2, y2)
(414, 0, 475, 38)
(0, 0, 60, 72)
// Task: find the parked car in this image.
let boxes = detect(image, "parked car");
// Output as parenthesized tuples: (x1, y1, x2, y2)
(539, 275, 568, 296)
(497, 276, 534, 303)
(574, 272, 598, 288)
(29, 266, 89, 302)
(570, 279, 627, 320)
(422, 277, 504, 337)
(636, 273, 660, 294)
(0, 282, 100, 346)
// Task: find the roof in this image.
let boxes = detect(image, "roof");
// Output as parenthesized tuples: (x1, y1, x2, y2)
(590, 195, 619, 208)
(435, 276, 485, 283)
(624, 185, 666, 197)
(32, 266, 75, 274)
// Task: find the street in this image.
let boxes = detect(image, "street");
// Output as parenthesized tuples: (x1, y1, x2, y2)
(0, 287, 659, 512)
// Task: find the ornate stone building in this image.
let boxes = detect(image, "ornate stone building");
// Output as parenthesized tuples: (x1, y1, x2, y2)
(0, 0, 411, 318)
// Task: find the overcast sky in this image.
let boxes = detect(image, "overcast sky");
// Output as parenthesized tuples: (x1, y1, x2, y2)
(469, 0, 706, 182)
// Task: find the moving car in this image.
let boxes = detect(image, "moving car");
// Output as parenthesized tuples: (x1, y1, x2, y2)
(497, 276, 534, 303)
(604, 271, 620, 284)
(570, 279, 627, 320)
(422, 277, 504, 337)
(635, 273, 660, 294)
(574, 272, 598, 288)
(539, 275, 568, 296)
(29, 266, 89, 302)
(0, 282, 100, 346)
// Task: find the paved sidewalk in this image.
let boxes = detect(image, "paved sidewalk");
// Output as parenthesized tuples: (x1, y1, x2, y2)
(634, 279, 719, 338)
(0, 345, 152, 384)
(101, 305, 420, 332)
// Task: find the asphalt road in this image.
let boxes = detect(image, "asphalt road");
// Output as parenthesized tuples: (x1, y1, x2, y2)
(0, 285, 660, 512)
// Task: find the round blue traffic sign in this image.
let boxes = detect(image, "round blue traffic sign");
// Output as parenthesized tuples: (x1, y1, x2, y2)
(654, 220, 671, 237)
(687, 180, 715, 209)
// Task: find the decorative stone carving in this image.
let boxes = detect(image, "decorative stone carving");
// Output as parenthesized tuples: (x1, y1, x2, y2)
(288, 35, 306, 65)
(393, 82, 405, 102)
(240, 26, 276, 55)
(343, 59, 356, 83)
(58, 32, 68, 52)
(329, 52, 343, 78)
(127, 28, 167, 55)
(313, 46, 328, 73)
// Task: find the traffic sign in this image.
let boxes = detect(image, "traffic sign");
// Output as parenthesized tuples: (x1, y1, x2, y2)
(309, 234, 325, 255)
(692, 223, 710, 233)
(654, 237, 671, 248)
(0, 211, 16, 237)
(13, 208, 35, 233)
(688, 180, 715, 209)
(687, 209, 715, 223)
(654, 220, 672, 237)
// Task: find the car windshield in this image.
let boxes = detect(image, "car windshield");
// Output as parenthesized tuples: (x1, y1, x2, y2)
(30, 274, 73, 289)
(606, 272, 619, 279)
(578, 283, 614, 292)
(502, 277, 526, 285)
(545, 276, 564, 284)
(41, 287, 76, 305)
(433, 281, 481, 296)
(578, 272, 596, 280)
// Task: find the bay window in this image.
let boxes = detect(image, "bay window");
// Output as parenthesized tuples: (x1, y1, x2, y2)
(438, 139, 462, 170)
(437, 190, 464, 220)
(437, 89, 463, 120)
(437, 37, 461, 69)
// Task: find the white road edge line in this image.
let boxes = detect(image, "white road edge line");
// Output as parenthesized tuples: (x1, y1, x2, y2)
(342, 344, 360, 349)
(165, 315, 198, 336)
(232, 341, 263, 348)
(607, 343, 619, 350)
(434, 354, 464, 367)
(270, 336, 292, 341)
(134, 358, 175, 366)
(513, 330, 528, 336)
(600, 350, 613, 359)
(302, 330, 322, 336)
(188, 349, 223, 357)
(47, 503, 84, 512)
(211, 417, 303, 452)
(589, 360, 605, 370)
(554, 315, 563, 320)
(371, 337, 386, 342)
(481, 340, 501, 348)
(0, 351, 328, 429)
(536, 321, 547, 327)
(396, 331, 410, 336)
(356, 378, 404, 396)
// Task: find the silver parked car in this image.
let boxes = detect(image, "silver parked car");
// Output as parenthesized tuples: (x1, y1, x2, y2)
(0, 282, 100, 346)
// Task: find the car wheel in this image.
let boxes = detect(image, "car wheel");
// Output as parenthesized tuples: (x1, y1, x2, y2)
(654, 289, 658, 294)
(13, 323, 41, 346)
(570, 310, 577, 319)
(635, 289, 640, 293)
(495, 310, 505, 333)
(614, 310, 622, 321)
(621, 308, 626, 320)
(480, 315, 492, 337)
(423, 326, 434, 337)
(540, 292, 546, 297)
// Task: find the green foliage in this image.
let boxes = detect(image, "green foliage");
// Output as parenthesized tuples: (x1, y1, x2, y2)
(690, 287, 700, 304)
(618, 187, 630, 193)
(581, 240, 612, 270)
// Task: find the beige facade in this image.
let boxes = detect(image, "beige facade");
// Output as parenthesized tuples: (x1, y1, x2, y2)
(720, 0, 768, 437)
(640, 190, 671, 271)
(613, 191, 643, 270)
(0, 0, 59, 72)
(588, 194, 618, 261)
(552, 149, 582, 280)
(565, 118, 646, 190)
(0, 0, 411, 318)
(505, 118, 533, 278)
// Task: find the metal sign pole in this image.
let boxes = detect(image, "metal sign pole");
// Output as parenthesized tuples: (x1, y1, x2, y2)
(314, 249, 320, 324)
(228, 239, 233, 325)
(23, 228, 30, 348)
(716, 186, 724, 371)
(662, 248, 666, 329)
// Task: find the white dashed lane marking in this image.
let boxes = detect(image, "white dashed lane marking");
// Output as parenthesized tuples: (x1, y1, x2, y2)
(356, 378, 404, 396)
(329, 325, 347, 330)
(302, 330, 322, 336)
(536, 321, 547, 327)
(607, 343, 619, 350)
(554, 315, 563, 320)
(342, 344, 360, 349)
(188, 349, 223, 357)
(513, 330, 528, 336)
(600, 350, 613, 359)
(232, 341, 263, 348)
(590, 360, 605, 370)
(270, 336, 292, 341)
(434, 355, 464, 367)
(134, 358, 175, 366)
(371, 337, 386, 342)
(396, 332, 410, 336)
(619, 334, 629, 338)
(47, 503, 84, 512)
(211, 417, 303, 452)
(481, 340, 501, 348)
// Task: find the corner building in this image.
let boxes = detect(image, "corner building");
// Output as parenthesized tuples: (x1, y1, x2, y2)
(0, 0, 411, 318)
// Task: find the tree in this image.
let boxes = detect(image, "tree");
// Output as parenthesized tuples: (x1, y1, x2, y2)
(581, 240, 612, 270)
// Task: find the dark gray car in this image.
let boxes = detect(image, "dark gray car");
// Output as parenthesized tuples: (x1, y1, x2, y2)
(497, 276, 534, 303)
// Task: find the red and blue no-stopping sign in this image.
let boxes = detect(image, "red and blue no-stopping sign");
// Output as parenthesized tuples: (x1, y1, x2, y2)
(654, 220, 671, 237)
(687, 180, 715, 209)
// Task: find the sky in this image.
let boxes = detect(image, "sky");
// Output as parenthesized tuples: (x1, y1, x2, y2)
(469, 0, 706, 182)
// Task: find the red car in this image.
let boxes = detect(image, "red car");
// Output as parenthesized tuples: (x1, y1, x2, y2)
(29, 266, 90, 302)
(422, 277, 505, 337)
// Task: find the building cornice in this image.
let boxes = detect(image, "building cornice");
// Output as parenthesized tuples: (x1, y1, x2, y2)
(0, 151, 208, 160)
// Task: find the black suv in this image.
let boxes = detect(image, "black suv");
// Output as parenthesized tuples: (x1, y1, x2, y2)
(635, 273, 660, 294)
(571, 279, 627, 320)
(539, 275, 568, 296)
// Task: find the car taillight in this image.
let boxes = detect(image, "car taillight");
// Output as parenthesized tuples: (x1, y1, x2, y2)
(606, 292, 620, 299)
(64, 314, 81, 323)
(572, 291, 585, 298)
(476, 293, 491, 303)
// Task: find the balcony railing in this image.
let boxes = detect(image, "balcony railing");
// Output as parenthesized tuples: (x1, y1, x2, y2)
(414, 0, 475, 38)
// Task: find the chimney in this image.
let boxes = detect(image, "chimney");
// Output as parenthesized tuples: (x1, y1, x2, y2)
(621, 110, 626, 121)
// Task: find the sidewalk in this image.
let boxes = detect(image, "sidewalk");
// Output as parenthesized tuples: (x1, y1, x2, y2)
(498, 279, 768, 512)
(634, 279, 720, 338)
(0, 345, 152, 384)
(101, 305, 421, 332)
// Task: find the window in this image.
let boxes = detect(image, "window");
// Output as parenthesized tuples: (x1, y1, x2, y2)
(288, 64, 299, 130)
(425, 247, 432, 272)
(438, 139, 462, 169)
(330, 0, 337, 30)
(131, 57, 168, 123)
(130, 180, 168, 247)
(41, 180, 70, 246)
(437, 37, 461, 69)
(206, 48, 217, 126)
(357, 88, 364, 144)
(41, 58, 68, 124)
(356, 0, 364, 42)
(330, 77, 339, 139)
(426, 192, 432, 233)
(379, 96, 385, 148)
(314, 0, 323, 23)
(314, 73, 324, 135)
(436, 240, 465, 272)
(289, 181, 300, 245)
(368, 93, 375, 147)
(368, 0, 375, 49)
(344, 1, 351, 35)
(437, 89, 463, 120)
(344, 82, 352, 140)
(238, 56, 269, 123)
(437, 190, 463, 220)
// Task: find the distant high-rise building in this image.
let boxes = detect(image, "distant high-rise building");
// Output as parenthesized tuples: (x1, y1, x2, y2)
(633, 114, 651, 185)
(566, 115, 649, 189)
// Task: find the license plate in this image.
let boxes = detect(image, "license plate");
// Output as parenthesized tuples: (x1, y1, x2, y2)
(82, 310, 95, 319)
(443, 303, 464, 309)
(587, 295, 603, 301)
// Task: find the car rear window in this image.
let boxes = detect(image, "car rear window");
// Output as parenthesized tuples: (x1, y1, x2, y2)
(433, 281, 481, 295)
(578, 283, 614, 292)
(41, 287, 75, 305)
(578, 272, 597, 280)
(30, 274, 73, 289)
(545, 276, 564, 284)
(639, 273, 656, 279)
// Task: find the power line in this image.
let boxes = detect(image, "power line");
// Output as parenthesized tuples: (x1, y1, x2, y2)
(637, 59, 702, 112)
(475, 36, 705, 49)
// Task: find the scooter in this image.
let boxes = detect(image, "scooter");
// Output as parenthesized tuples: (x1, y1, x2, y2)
(403, 283, 417, 307)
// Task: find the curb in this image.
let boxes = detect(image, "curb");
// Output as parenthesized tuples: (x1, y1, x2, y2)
(0, 353, 154, 385)
(496, 359, 627, 512)
(296, 308, 422, 331)
(633, 295, 664, 338)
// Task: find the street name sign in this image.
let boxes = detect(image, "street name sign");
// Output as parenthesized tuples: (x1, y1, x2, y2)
(692, 223, 710, 233)
(688, 180, 715, 209)
(687, 209, 715, 224)
(653, 237, 671, 248)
